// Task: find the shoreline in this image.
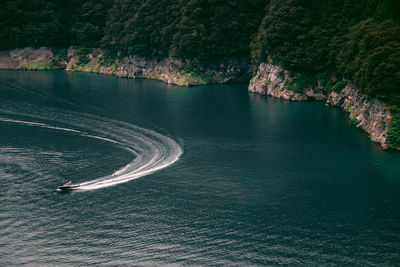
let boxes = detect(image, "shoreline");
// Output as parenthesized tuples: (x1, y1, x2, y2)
(0, 47, 251, 87)
(0, 47, 398, 150)
(249, 63, 397, 150)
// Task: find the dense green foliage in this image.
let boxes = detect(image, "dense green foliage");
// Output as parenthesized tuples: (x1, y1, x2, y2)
(252, 0, 400, 105)
(102, 0, 265, 59)
(338, 19, 400, 104)
(1, 0, 265, 60)
(0, 0, 112, 49)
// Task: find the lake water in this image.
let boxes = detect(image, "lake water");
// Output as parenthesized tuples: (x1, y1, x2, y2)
(1, 70, 399, 266)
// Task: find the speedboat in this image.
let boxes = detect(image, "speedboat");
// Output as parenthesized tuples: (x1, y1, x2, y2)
(57, 181, 80, 191)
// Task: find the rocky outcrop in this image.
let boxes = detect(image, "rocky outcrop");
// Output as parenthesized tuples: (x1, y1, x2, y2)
(0, 52, 19, 69)
(327, 84, 391, 146)
(249, 63, 327, 101)
(249, 63, 393, 148)
(10, 47, 53, 65)
(1, 47, 250, 86)
(65, 48, 250, 86)
(0, 47, 53, 69)
(249, 63, 309, 101)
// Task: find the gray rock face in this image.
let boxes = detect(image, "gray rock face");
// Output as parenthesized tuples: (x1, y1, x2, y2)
(0, 52, 18, 69)
(10, 47, 53, 64)
(65, 48, 251, 87)
(1, 47, 251, 87)
(249, 63, 308, 101)
(0, 47, 53, 69)
(249, 63, 392, 148)
(327, 84, 391, 146)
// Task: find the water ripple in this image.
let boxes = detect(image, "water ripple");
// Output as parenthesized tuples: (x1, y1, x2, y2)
(0, 103, 183, 191)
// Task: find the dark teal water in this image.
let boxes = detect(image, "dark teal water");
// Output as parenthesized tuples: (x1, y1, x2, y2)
(1, 70, 400, 266)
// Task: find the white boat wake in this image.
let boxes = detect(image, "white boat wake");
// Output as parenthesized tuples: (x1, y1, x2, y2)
(0, 106, 183, 191)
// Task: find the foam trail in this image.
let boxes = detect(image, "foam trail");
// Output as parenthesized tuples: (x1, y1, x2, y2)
(0, 118, 119, 145)
(0, 106, 183, 191)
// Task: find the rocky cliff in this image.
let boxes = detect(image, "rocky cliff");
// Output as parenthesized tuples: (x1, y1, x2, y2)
(0, 47, 53, 69)
(249, 63, 393, 148)
(66, 48, 250, 86)
(0, 48, 396, 149)
(0, 47, 250, 86)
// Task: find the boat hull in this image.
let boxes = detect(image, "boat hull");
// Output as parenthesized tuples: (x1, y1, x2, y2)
(57, 184, 80, 191)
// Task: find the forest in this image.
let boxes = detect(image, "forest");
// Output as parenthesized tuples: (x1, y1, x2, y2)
(1, 0, 399, 107)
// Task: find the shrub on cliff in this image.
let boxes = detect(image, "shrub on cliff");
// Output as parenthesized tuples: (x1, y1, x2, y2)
(337, 19, 400, 105)
(387, 110, 400, 149)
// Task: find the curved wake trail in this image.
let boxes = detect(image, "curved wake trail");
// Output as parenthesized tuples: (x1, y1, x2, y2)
(0, 106, 183, 191)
